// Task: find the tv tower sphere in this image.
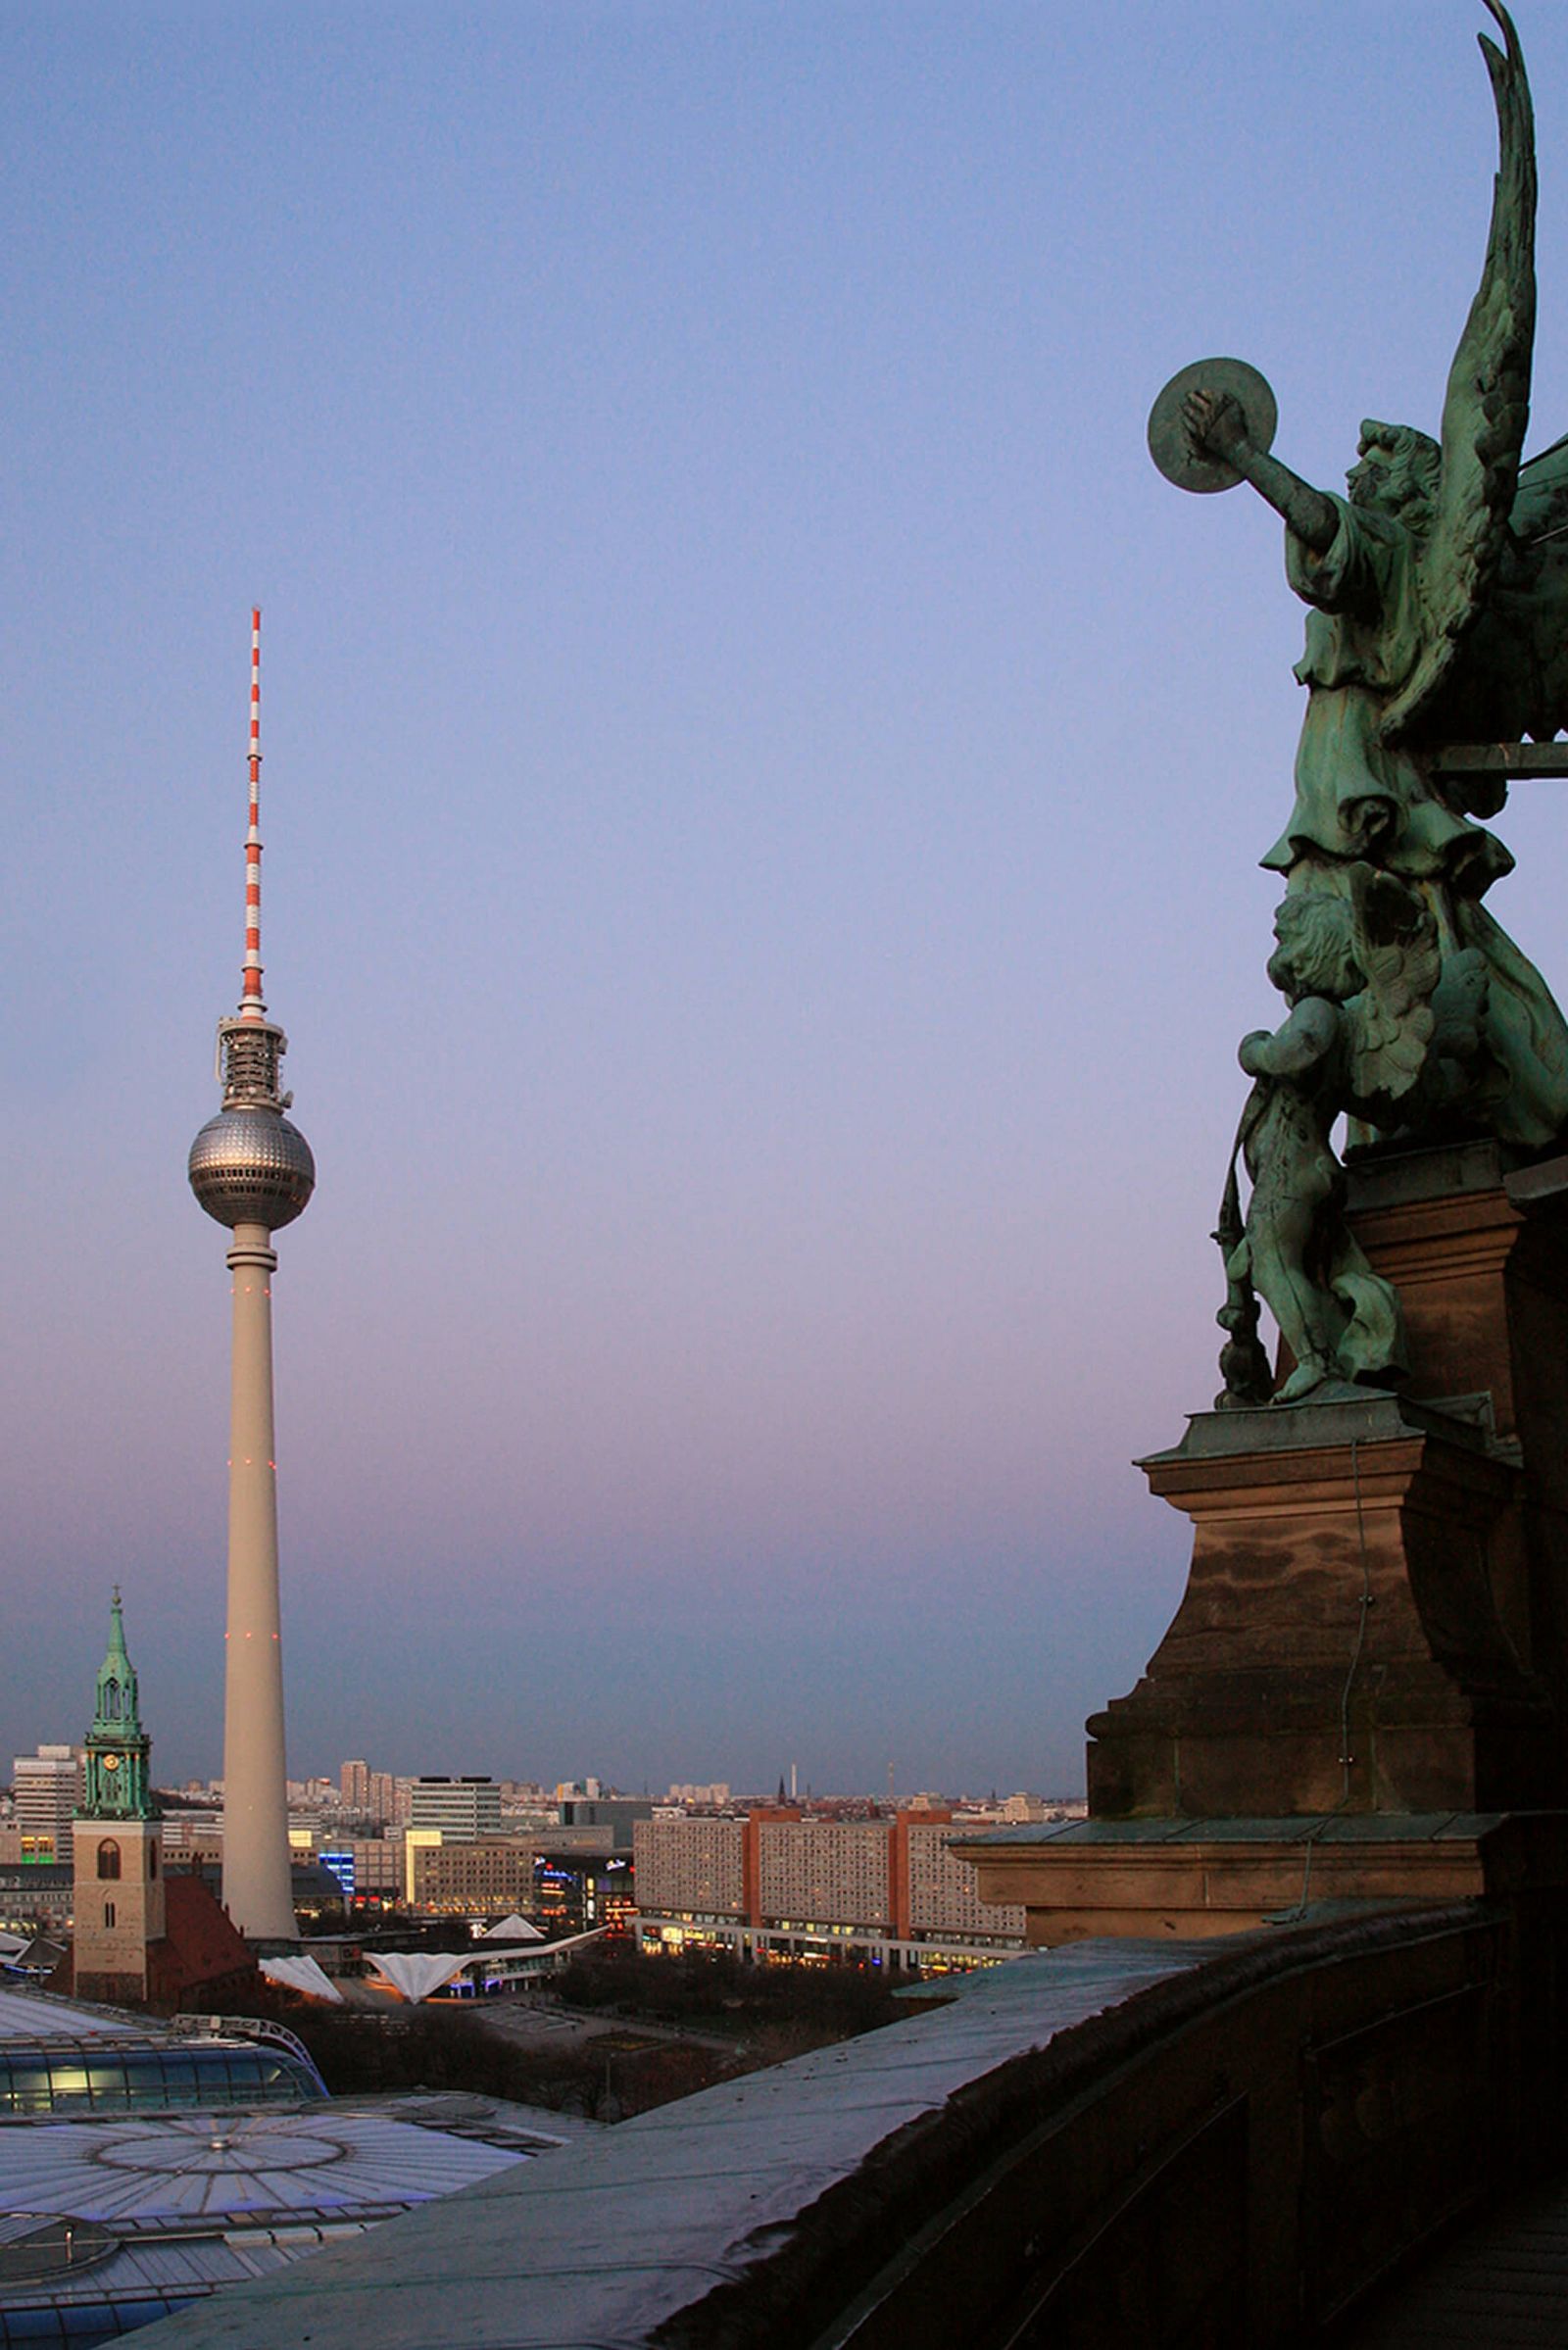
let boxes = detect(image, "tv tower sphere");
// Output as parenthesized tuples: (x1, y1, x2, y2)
(188, 609, 315, 1945)
(188, 1101, 316, 1231)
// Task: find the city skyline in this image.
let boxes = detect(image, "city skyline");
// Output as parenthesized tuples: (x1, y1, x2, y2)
(12, 1, 1568, 1794)
(9, 1742, 1081, 1812)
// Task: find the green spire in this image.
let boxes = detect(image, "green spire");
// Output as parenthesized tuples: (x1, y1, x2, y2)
(80, 1587, 155, 1821)
(93, 1587, 137, 1733)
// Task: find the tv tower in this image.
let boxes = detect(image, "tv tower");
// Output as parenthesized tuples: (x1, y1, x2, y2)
(188, 611, 316, 1942)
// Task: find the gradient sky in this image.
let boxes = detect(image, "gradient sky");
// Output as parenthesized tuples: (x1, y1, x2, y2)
(9, 0, 1568, 1798)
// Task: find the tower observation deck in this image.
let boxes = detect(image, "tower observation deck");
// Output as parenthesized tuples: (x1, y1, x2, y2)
(187, 611, 315, 1944)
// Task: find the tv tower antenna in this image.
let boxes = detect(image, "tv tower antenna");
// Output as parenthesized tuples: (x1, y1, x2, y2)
(187, 611, 316, 1943)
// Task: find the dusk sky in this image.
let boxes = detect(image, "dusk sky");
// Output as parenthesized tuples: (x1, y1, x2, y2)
(10, 0, 1568, 1798)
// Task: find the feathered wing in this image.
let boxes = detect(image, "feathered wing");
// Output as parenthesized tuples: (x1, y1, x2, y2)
(1380, 0, 1536, 744)
(1345, 870, 1441, 1113)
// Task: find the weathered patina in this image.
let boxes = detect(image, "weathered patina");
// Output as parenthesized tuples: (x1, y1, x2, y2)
(1154, 0, 1568, 1403)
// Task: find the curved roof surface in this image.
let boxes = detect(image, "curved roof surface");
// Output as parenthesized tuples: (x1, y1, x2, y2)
(0, 1987, 160, 2044)
(0, 2105, 525, 2228)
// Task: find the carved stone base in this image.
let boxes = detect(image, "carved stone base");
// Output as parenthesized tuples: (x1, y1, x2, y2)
(1087, 1149, 1568, 1829)
(955, 1811, 1568, 1946)
(1087, 1391, 1549, 1818)
(1348, 1141, 1568, 1714)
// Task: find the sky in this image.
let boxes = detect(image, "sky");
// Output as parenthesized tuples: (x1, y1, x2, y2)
(9, 0, 1568, 1800)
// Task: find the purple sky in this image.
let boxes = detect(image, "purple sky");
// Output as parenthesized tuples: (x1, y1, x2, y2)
(9, 1, 1568, 1796)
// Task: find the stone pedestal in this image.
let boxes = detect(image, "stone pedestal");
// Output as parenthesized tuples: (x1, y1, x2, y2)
(955, 1811, 1568, 1944)
(965, 1146, 1568, 1942)
(1088, 1390, 1544, 1819)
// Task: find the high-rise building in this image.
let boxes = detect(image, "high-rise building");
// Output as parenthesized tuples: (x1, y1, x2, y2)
(338, 1760, 401, 1826)
(634, 1808, 1026, 1968)
(409, 1779, 504, 1840)
(72, 1591, 165, 2003)
(665, 1783, 732, 1808)
(636, 1815, 745, 1918)
(188, 612, 316, 1944)
(558, 1796, 653, 1849)
(757, 1816, 890, 1928)
(11, 1745, 80, 1864)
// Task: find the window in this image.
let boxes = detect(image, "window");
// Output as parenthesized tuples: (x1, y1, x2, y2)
(97, 1838, 122, 1881)
(0, 2044, 325, 2116)
(149, 1844, 158, 1879)
(104, 1901, 117, 1928)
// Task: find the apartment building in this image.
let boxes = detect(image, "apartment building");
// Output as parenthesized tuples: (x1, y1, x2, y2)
(635, 1806, 1025, 1972)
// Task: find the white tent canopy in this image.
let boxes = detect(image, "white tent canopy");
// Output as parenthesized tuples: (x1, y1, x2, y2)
(260, 1953, 344, 2004)
(366, 1950, 473, 2003)
(479, 1915, 544, 1942)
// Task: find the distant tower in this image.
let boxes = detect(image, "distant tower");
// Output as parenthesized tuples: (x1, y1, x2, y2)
(188, 612, 316, 1943)
(74, 1589, 166, 2003)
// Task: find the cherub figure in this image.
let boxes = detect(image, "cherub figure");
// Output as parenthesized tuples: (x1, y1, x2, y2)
(1171, 0, 1568, 1154)
(1222, 867, 1442, 1405)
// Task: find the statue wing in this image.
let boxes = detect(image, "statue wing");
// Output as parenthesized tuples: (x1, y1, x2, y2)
(1511, 427, 1568, 542)
(1346, 869, 1441, 1110)
(1380, 0, 1536, 744)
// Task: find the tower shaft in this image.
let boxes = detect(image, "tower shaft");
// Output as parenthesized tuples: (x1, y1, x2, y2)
(189, 612, 315, 1948)
(220, 1222, 295, 1938)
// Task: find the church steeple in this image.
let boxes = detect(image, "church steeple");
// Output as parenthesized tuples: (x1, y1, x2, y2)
(74, 1589, 166, 2003)
(80, 1588, 155, 1821)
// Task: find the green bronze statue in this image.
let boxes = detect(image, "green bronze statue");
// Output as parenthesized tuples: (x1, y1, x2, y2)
(1225, 871, 1454, 1402)
(1152, 0, 1568, 1403)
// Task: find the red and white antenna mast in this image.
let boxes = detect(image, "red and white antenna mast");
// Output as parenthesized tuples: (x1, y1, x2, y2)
(242, 606, 266, 1021)
(187, 607, 316, 1945)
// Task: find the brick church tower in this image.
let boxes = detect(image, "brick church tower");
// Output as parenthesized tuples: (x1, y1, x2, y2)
(73, 1591, 166, 2003)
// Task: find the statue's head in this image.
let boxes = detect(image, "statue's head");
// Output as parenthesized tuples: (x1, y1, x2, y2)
(1268, 893, 1364, 1004)
(1348, 420, 1440, 531)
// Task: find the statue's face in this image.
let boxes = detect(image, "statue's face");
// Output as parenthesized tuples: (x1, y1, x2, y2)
(1348, 437, 1404, 512)
(1269, 897, 1360, 1002)
(1348, 427, 1438, 528)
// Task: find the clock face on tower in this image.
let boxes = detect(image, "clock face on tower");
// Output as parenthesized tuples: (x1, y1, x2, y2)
(102, 1753, 121, 1773)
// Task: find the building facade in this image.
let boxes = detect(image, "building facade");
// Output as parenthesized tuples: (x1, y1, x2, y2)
(409, 1778, 503, 1840)
(757, 1819, 890, 1930)
(635, 1816, 745, 1922)
(11, 1746, 81, 1865)
(635, 1807, 1025, 1972)
(338, 1761, 403, 1825)
(558, 1797, 653, 1847)
(407, 1836, 536, 1913)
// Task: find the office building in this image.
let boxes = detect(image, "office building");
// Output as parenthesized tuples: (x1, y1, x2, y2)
(558, 1795, 653, 1848)
(406, 1836, 537, 1914)
(10, 1746, 80, 1865)
(409, 1778, 503, 1840)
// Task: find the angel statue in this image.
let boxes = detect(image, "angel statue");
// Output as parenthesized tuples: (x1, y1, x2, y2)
(1219, 868, 1450, 1405)
(1151, 0, 1568, 1154)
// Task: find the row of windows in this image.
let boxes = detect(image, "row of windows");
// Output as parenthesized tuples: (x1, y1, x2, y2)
(0, 2294, 186, 2342)
(0, 2046, 323, 2115)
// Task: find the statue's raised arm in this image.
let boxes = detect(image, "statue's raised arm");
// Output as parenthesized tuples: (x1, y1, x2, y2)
(1152, 0, 1568, 1167)
(1380, 0, 1536, 742)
